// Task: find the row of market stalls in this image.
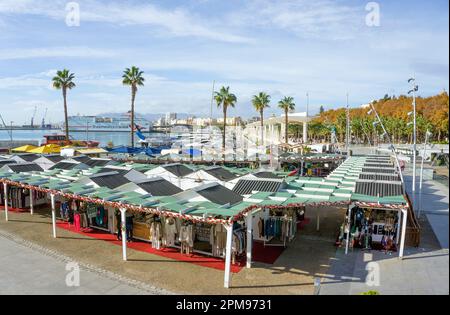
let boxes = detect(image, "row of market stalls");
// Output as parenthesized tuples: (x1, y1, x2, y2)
(279, 153, 346, 177)
(0, 153, 416, 288)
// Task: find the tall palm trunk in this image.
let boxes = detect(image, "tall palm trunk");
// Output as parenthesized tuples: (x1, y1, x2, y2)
(130, 85, 136, 148)
(63, 88, 69, 142)
(260, 110, 264, 146)
(284, 109, 289, 144)
(222, 107, 227, 160)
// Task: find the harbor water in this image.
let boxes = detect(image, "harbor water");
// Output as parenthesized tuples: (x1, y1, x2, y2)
(0, 129, 161, 147)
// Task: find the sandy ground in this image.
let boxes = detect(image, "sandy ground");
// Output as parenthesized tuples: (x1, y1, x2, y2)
(0, 207, 340, 295)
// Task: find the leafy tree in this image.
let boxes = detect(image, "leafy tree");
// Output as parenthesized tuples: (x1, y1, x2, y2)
(311, 92, 449, 144)
(122, 66, 145, 148)
(319, 105, 325, 114)
(278, 96, 296, 144)
(214, 86, 237, 158)
(252, 92, 271, 145)
(52, 69, 76, 141)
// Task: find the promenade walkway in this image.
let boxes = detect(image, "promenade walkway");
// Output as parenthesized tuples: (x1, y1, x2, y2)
(0, 231, 171, 295)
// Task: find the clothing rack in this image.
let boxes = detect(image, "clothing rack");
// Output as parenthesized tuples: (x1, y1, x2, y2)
(263, 216, 290, 248)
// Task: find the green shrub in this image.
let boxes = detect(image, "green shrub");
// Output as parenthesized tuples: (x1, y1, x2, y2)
(361, 290, 380, 295)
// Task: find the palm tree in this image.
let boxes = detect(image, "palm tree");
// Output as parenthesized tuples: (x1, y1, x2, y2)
(122, 66, 145, 148)
(252, 92, 271, 145)
(278, 96, 295, 144)
(52, 69, 76, 141)
(214, 86, 237, 159)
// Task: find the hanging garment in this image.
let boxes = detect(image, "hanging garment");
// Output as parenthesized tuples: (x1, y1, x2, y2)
(179, 224, 194, 247)
(150, 221, 162, 249)
(125, 213, 134, 239)
(96, 206, 105, 226)
(163, 218, 177, 247)
(232, 230, 246, 255)
(258, 218, 265, 238)
(214, 224, 227, 256)
(71, 200, 78, 212)
(74, 213, 81, 231)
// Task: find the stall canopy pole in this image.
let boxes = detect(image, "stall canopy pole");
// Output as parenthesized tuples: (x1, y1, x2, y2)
(50, 193, 57, 238)
(120, 208, 127, 261)
(3, 182, 8, 222)
(316, 210, 320, 232)
(345, 206, 353, 255)
(30, 189, 34, 215)
(396, 210, 401, 245)
(246, 213, 253, 269)
(399, 208, 408, 259)
(224, 223, 234, 288)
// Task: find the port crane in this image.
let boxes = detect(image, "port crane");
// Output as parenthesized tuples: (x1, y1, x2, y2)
(0, 114, 13, 142)
(41, 107, 48, 129)
(30, 105, 37, 128)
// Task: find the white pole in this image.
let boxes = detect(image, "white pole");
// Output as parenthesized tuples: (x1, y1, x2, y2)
(246, 213, 253, 269)
(418, 130, 429, 219)
(399, 208, 408, 259)
(396, 210, 401, 245)
(3, 182, 8, 222)
(316, 212, 320, 231)
(50, 193, 57, 238)
(120, 208, 127, 261)
(345, 206, 352, 255)
(30, 189, 34, 215)
(411, 80, 417, 209)
(346, 93, 350, 152)
(224, 223, 234, 288)
(303, 92, 309, 144)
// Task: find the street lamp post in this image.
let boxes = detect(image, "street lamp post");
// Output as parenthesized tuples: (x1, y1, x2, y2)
(418, 129, 432, 219)
(303, 92, 309, 144)
(346, 93, 350, 153)
(408, 78, 419, 209)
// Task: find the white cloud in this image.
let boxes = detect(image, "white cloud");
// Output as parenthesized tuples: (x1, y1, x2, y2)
(0, 73, 51, 89)
(0, 0, 250, 43)
(0, 70, 167, 90)
(228, 0, 362, 40)
(0, 46, 117, 60)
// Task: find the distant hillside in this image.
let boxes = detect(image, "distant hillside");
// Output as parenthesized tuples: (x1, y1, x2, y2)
(309, 92, 449, 143)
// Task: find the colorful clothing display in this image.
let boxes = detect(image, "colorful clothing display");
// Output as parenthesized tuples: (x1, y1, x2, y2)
(0, 187, 46, 209)
(264, 216, 296, 241)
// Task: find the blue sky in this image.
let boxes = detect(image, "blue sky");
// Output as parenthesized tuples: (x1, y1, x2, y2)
(0, 0, 448, 125)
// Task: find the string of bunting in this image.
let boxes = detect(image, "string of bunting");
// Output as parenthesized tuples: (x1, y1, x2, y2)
(354, 201, 408, 210)
(0, 178, 231, 225)
(0, 178, 408, 226)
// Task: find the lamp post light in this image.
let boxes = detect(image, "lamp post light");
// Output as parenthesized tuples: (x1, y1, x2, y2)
(408, 78, 418, 208)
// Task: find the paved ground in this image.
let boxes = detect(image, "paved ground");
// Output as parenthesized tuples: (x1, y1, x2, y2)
(0, 208, 337, 295)
(320, 174, 449, 295)
(404, 174, 449, 249)
(0, 231, 171, 295)
(319, 214, 449, 295)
